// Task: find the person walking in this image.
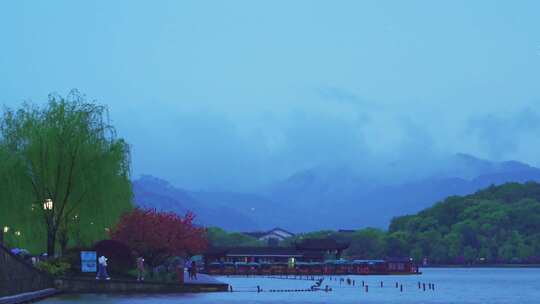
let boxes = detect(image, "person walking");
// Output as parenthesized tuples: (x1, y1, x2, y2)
(190, 260, 198, 280)
(96, 255, 110, 280)
(186, 259, 193, 279)
(136, 255, 145, 281)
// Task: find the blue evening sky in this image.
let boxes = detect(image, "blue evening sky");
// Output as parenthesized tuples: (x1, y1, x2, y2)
(1, 1, 539, 190)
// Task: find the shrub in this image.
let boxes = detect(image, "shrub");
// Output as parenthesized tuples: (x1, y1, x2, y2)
(61, 247, 91, 274)
(36, 259, 71, 277)
(111, 208, 207, 266)
(93, 239, 134, 275)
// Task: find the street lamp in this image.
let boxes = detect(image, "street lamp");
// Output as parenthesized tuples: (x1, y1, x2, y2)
(0, 226, 8, 245)
(43, 199, 53, 210)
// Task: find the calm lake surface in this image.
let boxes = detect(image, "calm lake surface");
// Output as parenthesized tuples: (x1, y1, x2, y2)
(43, 268, 540, 304)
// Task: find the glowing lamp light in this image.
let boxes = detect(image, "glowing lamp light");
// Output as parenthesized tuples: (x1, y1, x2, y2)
(43, 199, 53, 210)
(3, 226, 9, 233)
(14, 231, 21, 237)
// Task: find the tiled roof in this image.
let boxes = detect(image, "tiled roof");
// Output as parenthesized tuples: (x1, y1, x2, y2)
(243, 227, 295, 239)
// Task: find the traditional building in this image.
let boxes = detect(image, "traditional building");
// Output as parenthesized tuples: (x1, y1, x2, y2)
(202, 239, 420, 275)
(203, 238, 350, 265)
(243, 227, 295, 245)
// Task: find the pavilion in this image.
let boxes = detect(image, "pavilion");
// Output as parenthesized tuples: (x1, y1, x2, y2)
(202, 238, 350, 268)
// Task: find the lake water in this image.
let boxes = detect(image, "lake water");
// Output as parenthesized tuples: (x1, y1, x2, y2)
(42, 268, 540, 304)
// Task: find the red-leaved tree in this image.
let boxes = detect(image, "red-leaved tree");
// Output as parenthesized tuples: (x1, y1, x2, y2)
(111, 208, 207, 266)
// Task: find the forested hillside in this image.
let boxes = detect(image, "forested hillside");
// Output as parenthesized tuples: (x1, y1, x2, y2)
(282, 182, 540, 264)
(388, 182, 540, 264)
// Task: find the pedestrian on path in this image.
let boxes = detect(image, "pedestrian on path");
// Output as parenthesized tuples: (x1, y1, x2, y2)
(136, 255, 145, 281)
(189, 260, 198, 280)
(96, 255, 110, 280)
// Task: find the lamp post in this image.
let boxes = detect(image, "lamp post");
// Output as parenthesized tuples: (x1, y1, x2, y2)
(43, 199, 53, 211)
(0, 226, 8, 245)
(43, 199, 54, 256)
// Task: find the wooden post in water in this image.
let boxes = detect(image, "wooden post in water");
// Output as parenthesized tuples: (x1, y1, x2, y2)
(380, 281, 383, 288)
(418, 282, 421, 289)
(395, 282, 398, 288)
(423, 283, 426, 291)
(257, 286, 261, 293)
(400, 284, 403, 292)
(365, 285, 369, 293)
(432, 283, 435, 291)
(362, 280, 365, 287)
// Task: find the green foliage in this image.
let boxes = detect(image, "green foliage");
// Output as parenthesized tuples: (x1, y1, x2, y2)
(345, 228, 386, 259)
(389, 182, 540, 264)
(282, 230, 337, 247)
(272, 182, 540, 265)
(206, 227, 264, 247)
(36, 259, 71, 277)
(0, 91, 133, 254)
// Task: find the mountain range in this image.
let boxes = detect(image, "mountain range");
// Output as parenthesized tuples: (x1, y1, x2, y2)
(132, 153, 540, 232)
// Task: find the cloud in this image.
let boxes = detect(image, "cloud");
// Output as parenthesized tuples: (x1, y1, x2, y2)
(466, 108, 540, 160)
(317, 86, 364, 104)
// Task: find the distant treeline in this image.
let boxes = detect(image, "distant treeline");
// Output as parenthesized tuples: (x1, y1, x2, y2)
(208, 182, 540, 264)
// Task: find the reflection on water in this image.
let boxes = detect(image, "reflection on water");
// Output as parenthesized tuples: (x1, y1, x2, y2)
(43, 268, 540, 304)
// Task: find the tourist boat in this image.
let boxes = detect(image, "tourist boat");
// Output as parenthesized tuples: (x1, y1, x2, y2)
(205, 259, 420, 276)
(334, 260, 351, 275)
(309, 262, 324, 275)
(235, 262, 251, 275)
(222, 262, 236, 275)
(386, 257, 421, 274)
(323, 260, 336, 274)
(247, 262, 260, 275)
(351, 260, 386, 274)
(270, 262, 288, 275)
(202, 245, 420, 276)
(207, 262, 223, 275)
(295, 262, 311, 275)
(286, 266, 297, 275)
(259, 262, 273, 275)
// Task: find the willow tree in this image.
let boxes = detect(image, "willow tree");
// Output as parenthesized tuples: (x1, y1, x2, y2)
(0, 91, 133, 256)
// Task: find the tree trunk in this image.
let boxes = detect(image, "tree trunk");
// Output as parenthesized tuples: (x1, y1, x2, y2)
(47, 230, 56, 257)
(59, 230, 68, 256)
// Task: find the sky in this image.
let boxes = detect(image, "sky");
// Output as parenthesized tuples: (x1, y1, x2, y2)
(1, 0, 540, 191)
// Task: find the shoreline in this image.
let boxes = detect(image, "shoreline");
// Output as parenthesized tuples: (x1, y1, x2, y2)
(423, 264, 540, 268)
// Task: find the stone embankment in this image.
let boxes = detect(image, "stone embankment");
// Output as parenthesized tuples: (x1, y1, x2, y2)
(0, 244, 55, 303)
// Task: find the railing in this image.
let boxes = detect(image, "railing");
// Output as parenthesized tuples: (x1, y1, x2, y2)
(0, 244, 53, 297)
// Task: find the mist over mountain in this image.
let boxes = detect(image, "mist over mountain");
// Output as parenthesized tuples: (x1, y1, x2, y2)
(133, 154, 540, 232)
(133, 176, 260, 231)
